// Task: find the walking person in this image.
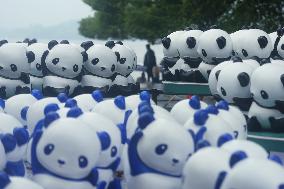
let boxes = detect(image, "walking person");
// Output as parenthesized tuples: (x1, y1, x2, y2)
(143, 44, 156, 82)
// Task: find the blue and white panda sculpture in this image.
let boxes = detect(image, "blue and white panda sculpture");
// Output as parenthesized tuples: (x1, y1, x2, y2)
(41, 40, 86, 97)
(197, 27, 233, 82)
(0, 113, 29, 176)
(248, 62, 284, 132)
(0, 172, 44, 189)
(80, 41, 117, 95)
(0, 40, 34, 99)
(31, 112, 109, 189)
(126, 112, 195, 189)
(27, 43, 48, 92)
(73, 90, 104, 112)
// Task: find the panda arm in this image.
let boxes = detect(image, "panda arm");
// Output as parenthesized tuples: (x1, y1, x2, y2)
(19, 73, 30, 84)
(87, 167, 99, 186)
(247, 116, 262, 132)
(275, 100, 284, 114)
(109, 157, 121, 172)
(269, 117, 284, 132)
(31, 130, 44, 174)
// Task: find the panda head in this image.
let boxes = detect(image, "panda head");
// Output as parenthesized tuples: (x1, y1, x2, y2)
(236, 29, 272, 60)
(182, 147, 230, 189)
(216, 61, 254, 103)
(250, 62, 284, 107)
(177, 29, 203, 58)
(81, 42, 117, 78)
(0, 41, 34, 79)
(197, 29, 233, 64)
(76, 111, 122, 168)
(36, 115, 102, 179)
(105, 41, 135, 76)
(162, 31, 185, 58)
(134, 114, 194, 176)
(27, 43, 48, 77)
(42, 40, 86, 79)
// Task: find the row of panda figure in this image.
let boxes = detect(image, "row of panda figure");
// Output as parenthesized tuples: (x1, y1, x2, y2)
(0, 89, 283, 189)
(0, 39, 139, 99)
(161, 26, 284, 83)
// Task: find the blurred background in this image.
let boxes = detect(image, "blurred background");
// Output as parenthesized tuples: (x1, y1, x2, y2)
(0, 0, 283, 78)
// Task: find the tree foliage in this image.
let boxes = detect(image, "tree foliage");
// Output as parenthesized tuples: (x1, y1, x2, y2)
(79, 0, 284, 42)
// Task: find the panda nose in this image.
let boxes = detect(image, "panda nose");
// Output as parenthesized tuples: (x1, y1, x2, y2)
(128, 66, 131, 70)
(172, 158, 179, 164)
(101, 67, 106, 71)
(62, 67, 66, 71)
(0, 66, 3, 70)
(58, 159, 65, 165)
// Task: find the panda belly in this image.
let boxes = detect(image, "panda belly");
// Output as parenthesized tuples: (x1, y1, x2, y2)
(0, 77, 29, 98)
(127, 174, 181, 189)
(30, 76, 43, 92)
(248, 102, 283, 129)
(33, 174, 96, 189)
(97, 169, 113, 188)
(43, 76, 79, 94)
(127, 75, 135, 84)
(198, 62, 216, 81)
(81, 75, 112, 88)
(113, 75, 128, 86)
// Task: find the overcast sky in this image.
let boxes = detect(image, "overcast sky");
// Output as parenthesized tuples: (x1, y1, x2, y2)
(0, 0, 93, 29)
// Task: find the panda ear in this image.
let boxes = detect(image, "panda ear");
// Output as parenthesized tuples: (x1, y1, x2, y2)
(48, 40, 59, 50)
(81, 41, 94, 51)
(81, 51, 88, 62)
(29, 38, 37, 45)
(280, 74, 284, 87)
(186, 37, 196, 49)
(139, 91, 151, 102)
(92, 90, 104, 103)
(44, 112, 60, 128)
(26, 51, 35, 63)
(60, 40, 69, 44)
(209, 25, 218, 29)
(114, 96, 126, 110)
(229, 150, 247, 168)
(0, 171, 10, 189)
(196, 139, 211, 151)
(232, 56, 242, 63)
(215, 70, 221, 80)
(0, 40, 8, 47)
(193, 110, 208, 126)
(41, 50, 49, 75)
(161, 37, 171, 49)
(216, 36, 226, 49)
(44, 103, 60, 115)
(31, 89, 43, 100)
(115, 52, 120, 62)
(138, 112, 155, 130)
(257, 36, 268, 49)
(217, 133, 234, 147)
(67, 107, 83, 118)
(237, 72, 250, 87)
(105, 41, 116, 49)
(65, 99, 78, 108)
(97, 132, 111, 151)
(116, 41, 123, 45)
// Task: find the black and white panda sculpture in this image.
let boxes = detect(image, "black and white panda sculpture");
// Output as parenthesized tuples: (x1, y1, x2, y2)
(248, 61, 284, 132)
(80, 41, 117, 95)
(41, 40, 86, 97)
(161, 31, 185, 81)
(0, 40, 34, 98)
(197, 27, 233, 82)
(27, 42, 48, 92)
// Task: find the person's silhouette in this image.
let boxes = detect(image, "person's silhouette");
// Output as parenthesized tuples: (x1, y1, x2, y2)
(143, 44, 156, 82)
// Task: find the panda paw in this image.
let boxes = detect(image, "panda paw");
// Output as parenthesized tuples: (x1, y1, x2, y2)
(0, 86, 6, 99)
(43, 86, 69, 97)
(269, 117, 284, 133)
(247, 116, 262, 132)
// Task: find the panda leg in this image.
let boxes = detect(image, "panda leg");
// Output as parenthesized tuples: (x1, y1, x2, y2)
(269, 117, 284, 133)
(129, 83, 140, 94)
(0, 86, 6, 99)
(83, 86, 108, 96)
(43, 86, 69, 97)
(179, 70, 195, 82)
(247, 116, 262, 132)
(15, 86, 30, 94)
(194, 70, 208, 83)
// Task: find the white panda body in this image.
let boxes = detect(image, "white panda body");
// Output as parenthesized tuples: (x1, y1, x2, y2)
(127, 74, 135, 84)
(3, 176, 44, 189)
(43, 75, 79, 95)
(0, 78, 30, 98)
(112, 75, 128, 87)
(198, 61, 216, 81)
(30, 76, 43, 92)
(81, 75, 112, 88)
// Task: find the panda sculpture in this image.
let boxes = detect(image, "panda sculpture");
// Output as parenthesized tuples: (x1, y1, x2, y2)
(216, 58, 254, 111)
(0, 172, 44, 189)
(182, 147, 230, 189)
(221, 153, 284, 189)
(161, 31, 185, 81)
(248, 62, 284, 132)
(0, 40, 34, 98)
(126, 112, 195, 189)
(184, 106, 235, 147)
(197, 27, 233, 82)
(175, 28, 204, 82)
(31, 112, 110, 189)
(41, 40, 86, 97)
(105, 41, 139, 96)
(73, 90, 104, 112)
(80, 41, 117, 95)
(0, 113, 29, 176)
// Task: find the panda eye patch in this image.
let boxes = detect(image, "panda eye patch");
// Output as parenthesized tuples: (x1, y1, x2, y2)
(73, 64, 79, 72)
(91, 58, 99, 65)
(242, 49, 248, 57)
(281, 44, 284, 50)
(155, 144, 168, 155)
(10, 64, 17, 72)
(78, 156, 88, 168)
(36, 63, 42, 71)
(202, 49, 207, 57)
(120, 58, 126, 64)
(111, 64, 115, 72)
(44, 144, 55, 155)
(52, 58, 59, 65)
(111, 146, 117, 157)
(221, 87, 227, 96)
(260, 90, 269, 99)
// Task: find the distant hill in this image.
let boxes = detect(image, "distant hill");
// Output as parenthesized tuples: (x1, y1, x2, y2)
(0, 20, 86, 40)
